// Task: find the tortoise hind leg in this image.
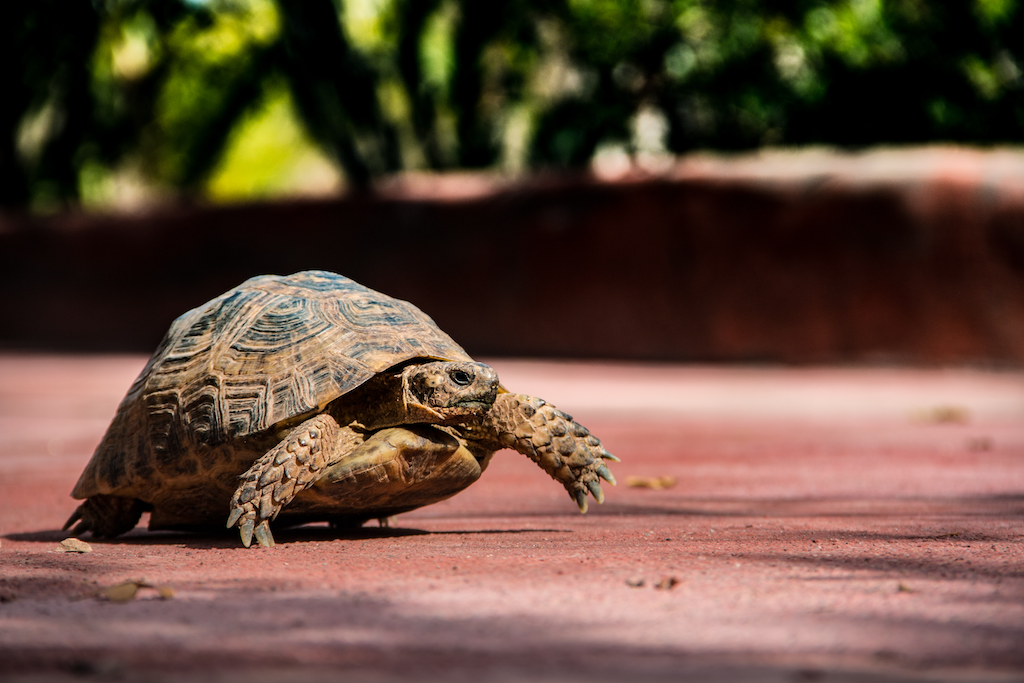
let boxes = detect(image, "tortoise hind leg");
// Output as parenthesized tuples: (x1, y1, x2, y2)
(227, 414, 365, 548)
(63, 494, 146, 539)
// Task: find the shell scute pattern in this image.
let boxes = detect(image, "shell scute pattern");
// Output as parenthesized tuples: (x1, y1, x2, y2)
(97, 439, 128, 490)
(180, 374, 223, 444)
(268, 370, 318, 429)
(73, 271, 471, 501)
(228, 297, 327, 357)
(336, 298, 427, 335)
(223, 377, 270, 439)
(145, 389, 185, 464)
(280, 271, 362, 292)
(175, 290, 260, 365)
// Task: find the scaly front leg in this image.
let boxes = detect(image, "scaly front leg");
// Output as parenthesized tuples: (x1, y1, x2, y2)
(227, 414, 364, 548)
(462, 393, 618, 512)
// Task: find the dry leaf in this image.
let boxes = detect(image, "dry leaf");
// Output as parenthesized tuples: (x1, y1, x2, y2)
(103, 581, 140, 603)
(56, 538, 93, 553)
(654, 576, 679, 590)
(100, 579, 175, 603)
(915, 406, 969, 424)
(626, 475, 677, 490)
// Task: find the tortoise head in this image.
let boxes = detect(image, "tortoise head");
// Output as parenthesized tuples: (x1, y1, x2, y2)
(402, 361, 499, 423)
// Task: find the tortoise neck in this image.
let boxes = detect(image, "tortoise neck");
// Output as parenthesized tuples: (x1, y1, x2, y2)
(328, 370, 410, 430)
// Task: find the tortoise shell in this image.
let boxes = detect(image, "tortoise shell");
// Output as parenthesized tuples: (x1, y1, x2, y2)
(73, 270, 471, 499)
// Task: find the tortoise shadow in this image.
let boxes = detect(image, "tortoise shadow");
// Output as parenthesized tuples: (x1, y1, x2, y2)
(3, 526, 428, 549)
(3, 525, 570, 549)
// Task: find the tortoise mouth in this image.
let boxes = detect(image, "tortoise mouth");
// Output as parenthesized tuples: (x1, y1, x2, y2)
(452, 399, 493, 410)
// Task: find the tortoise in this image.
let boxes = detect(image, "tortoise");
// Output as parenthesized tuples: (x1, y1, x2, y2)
(66, 270, 617, 547)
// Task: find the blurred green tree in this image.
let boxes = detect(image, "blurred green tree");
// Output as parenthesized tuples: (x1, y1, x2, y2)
(3, 0, 1022, 209)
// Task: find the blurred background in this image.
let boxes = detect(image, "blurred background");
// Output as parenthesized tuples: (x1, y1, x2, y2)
(2, 0, 1023, 362)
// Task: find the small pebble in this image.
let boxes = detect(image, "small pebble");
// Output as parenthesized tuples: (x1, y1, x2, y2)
(56, 538, 92, 553)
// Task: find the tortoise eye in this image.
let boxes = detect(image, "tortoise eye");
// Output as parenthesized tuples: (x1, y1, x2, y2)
(450, 369, 473, 386)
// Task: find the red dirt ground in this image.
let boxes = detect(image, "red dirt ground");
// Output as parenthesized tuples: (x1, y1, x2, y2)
(1, 354, 1023, 682)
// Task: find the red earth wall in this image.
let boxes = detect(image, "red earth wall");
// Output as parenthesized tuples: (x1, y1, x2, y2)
(2, 147, 1023, 363)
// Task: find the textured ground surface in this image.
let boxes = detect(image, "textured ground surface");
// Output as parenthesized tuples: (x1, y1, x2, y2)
(1, 354, 1023, 682)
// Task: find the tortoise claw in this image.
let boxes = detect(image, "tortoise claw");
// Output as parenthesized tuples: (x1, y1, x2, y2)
(62, 506, 83, 532)
(587, 480, 605, 504)
(600, 450, 620, 462)
(239, 518, 255, 548)
(226, 507, 243, 529)
(575, 490, 589, 514)
(597, 463, 617, 486)
(253, 521, 275, 548)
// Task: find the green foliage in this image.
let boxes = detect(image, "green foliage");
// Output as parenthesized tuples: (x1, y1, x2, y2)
(205, 82, 342, 201)
(3, 0, 1022, 208)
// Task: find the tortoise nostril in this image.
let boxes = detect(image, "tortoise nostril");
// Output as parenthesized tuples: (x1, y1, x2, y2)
(451, 370, 473, 386)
